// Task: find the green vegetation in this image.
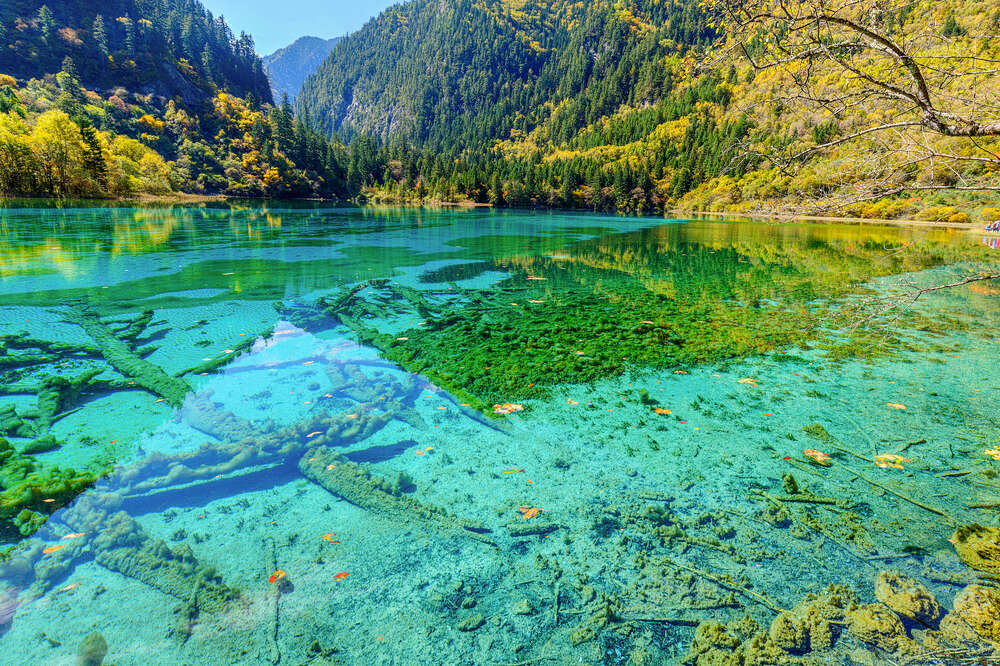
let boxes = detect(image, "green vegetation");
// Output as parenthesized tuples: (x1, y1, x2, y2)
(327, 228, 991, 407)
(298, 0, 1000, 219)
(1, 436, 102, 540)
(0, 69, 348, 198)
(0, 0, 270, 103)
(0, 1, 349, 199)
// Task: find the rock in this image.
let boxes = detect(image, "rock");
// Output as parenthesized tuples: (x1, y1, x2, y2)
(938, 611, 981, 643)
(951, 584, 1000, 643)
(951, 524, 1000, 574)
(768, 612, 807, 652)
(874, 571, 942, 624)
(457, 612, 485, 632)
(511, 598, 534, 615)
(846, 603, 906, 651)
(77, 632, 108, 666)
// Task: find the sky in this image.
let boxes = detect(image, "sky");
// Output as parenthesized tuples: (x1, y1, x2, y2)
(202, 0, 399, 55)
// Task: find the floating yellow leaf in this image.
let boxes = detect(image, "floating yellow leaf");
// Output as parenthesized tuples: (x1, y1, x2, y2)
(874, 453, 910, 470)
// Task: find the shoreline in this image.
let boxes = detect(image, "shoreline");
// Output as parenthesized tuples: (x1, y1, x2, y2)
(133, 192, 229, 204)
(2, 194, 996, 232)
(669, 208, 987, 230)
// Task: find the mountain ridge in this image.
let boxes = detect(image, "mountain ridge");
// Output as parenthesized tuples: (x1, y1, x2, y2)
(263, 35, 342, 104)
(0, 0, 272, 105)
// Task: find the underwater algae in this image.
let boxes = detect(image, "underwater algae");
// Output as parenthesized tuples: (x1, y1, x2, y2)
(323, 230, 996, 410)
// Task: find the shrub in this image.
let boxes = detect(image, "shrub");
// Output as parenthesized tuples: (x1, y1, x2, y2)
(916, 206, 959, 222)
(981, 207, 1000, 222)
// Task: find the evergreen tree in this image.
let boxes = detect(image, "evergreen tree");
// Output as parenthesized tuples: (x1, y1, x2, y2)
(201, 44, 214, 84)
(92, 15, 109, 57)
(37, 5, 55, 42)
(942, 13, 964, 37)
(78, 121, 109, 189)
(120, 14, 136, 55)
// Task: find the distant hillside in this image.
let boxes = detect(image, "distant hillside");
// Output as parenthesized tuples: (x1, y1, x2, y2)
(299, 0, 1000, 222)
(0, 0, 272, 104)
(296, 0, 713, 151)
(0, 1, 350, 200)
(264, 36, 341, 103)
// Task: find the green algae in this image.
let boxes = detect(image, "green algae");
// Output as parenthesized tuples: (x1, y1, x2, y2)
(320, 227, 995, 409)
(0, 446, 102, 541)
(19, 435, 60, 456)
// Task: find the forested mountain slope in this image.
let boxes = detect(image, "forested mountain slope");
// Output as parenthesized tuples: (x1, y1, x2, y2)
(0, 1, 349, 199)
(302, 0, 1000, 222)
(0, 0, 271, 104)
(297, 0, 713, 151)
(264, 36, 341, 103)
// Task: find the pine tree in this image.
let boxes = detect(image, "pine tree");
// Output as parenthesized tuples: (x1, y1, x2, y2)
(120, 15, 136, 55)
(489, 172, 504, 206)
(93, 15, 109, 57)
(78, 121, 108, 190)
(942, 13, 964, 37)
(37, 5, 55, 42)
(201, 45, 214, 84)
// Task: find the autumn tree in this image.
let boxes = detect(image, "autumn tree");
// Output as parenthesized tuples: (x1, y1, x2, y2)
(705, 0, 1000, 206)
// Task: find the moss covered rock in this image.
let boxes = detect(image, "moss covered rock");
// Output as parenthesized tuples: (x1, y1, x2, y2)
(952, 585, 1000, 644)
(951, 524, 1000, 574)
(874, 571, 942, 625)
(76, 631, 108, 666)
(768, 612, 808, 653)
(846, 603, 906, 651)
(456, 612, 484, 632)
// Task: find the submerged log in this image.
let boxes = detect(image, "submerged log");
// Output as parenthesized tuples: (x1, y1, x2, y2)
(299, 446, 497, 547)
(65, 305, 191, 405)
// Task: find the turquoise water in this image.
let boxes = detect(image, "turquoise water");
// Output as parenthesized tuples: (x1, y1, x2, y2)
(1, 204, 999, 664)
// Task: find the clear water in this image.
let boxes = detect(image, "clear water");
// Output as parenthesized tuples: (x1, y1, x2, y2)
(0, 204, 998, 664)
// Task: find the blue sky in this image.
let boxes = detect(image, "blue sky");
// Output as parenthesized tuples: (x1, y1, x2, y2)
(202, 0, 399, 54)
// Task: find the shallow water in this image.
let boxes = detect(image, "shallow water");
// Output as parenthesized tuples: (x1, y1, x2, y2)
(0, 204, 998, 664)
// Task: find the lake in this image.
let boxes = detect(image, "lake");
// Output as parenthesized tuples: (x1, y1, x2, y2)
(1, 204, 998, 664)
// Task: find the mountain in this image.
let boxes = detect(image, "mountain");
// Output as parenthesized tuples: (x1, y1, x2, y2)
(0, 0, 272, 104)
(299, 0, 1000, 223)
(297, 0, 713, 152)
(263, 36, 341, 104)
